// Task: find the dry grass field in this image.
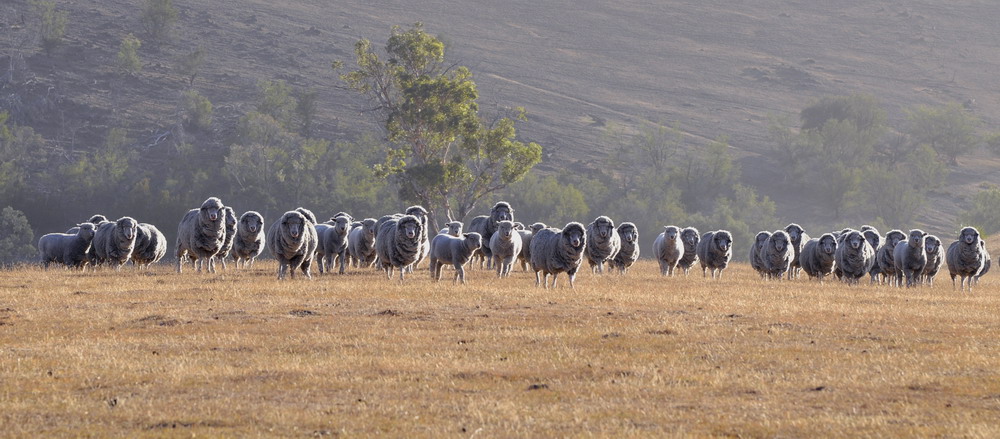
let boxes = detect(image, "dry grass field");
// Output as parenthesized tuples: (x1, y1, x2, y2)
(2, 257, 999, 437)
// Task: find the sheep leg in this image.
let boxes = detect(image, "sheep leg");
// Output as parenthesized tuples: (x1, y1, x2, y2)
(339, 251, 347, 274)
(534, 271, 542, 287)
(455, 264, 466, 284)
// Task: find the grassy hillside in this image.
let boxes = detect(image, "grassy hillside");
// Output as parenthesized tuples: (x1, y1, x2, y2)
(1, 261, 998, 436)
(3, 0, 1000, 232)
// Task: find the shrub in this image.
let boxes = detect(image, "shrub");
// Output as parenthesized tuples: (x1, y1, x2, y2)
(32, 1, 68, 55)
(140, 0, 178, 43)
(116, 34, 142, 76)
(181, 90, 213, 131)
(0, 206, 35, 266)
(961, 185, 1000, 235)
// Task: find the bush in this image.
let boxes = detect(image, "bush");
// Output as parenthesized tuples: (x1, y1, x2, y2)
(0, 206, 35, 266)
(32, 1, 68, 55)
(116, 34, 142, 76)
(181, 90, 213, 131)
(140, 0, 178, 43)
(960, 185, 1000, 235)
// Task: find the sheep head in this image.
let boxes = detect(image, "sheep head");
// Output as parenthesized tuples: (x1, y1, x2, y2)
(117, 217, 138, 240)
(281, 211, 307, 239)
(492, 202, 513, 223)
(397, 215, 421, 240)
(200, 197, 224, 222)
(241, 211, 264, 234)
(770, 231, 790, 252)
(784, 223, 804, 243)
(497, 220, 515, 240)
(960, 227, 979, 245)
(618, 223, 637, 243)
(592, 216, 615, 239)
(664, 226, 680, 241)
(563, 222, 586, 250)
(925, 235, 941, 254)
(907, 229, 927, 249)
(819, 233, 837, 255)
(713, 231, 732, 252)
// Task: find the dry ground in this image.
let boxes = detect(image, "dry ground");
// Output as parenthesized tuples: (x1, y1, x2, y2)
(1, 259, 998, 437)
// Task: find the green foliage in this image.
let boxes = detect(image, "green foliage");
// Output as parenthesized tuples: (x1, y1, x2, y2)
(905, 103, 982, 165)
(340, 23, 542, 229)
(0, 206, 35, 266)
(61, 127, 135, 207)
(32, 1, 68, 55)
(140, 0, 178, 43)
(960, 185, 1000, 235)
(295, 89, 319, 137)
(177, 47, 205, 86)
(116, 34, 142, 76)
(181, 90, 213, 131)
(504, 173, 589, 228)
(800, 94, 886, 134)
(693, 184, 778, 259)
(0, 112, 48, 203)
(256, 80, 297, 130)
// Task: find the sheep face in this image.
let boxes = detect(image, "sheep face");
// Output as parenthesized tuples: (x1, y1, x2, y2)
(283, 212, 307, 239)
(593, 217, 615, 239)
(960, 227, 979, 245)
(713, 231, 732, 252)
(447, 222, 463, 236)
(754, 231, 771, 249)
(664, 226, 681, 242)
(405, 206, 428, 225)
(819, 234, 837, 255)
(530, 223, 547, 233)
(925, 235, 941, 254)
(563, 223, 586, 249)
(885, 230, 906, 249)
(682, 228, 700, 247)
(784, 224, 804, 243)
(362, 218, 378, 237)
(76, 223, 97, 240)
(770, 231, 790, 252)
(618, 223, 637, 243)
(492, 202, 513, 222)
(907, 229, 927, 249)
(334, 216, 351, 234)
(847, 231, 865, 250)
(118, 217, 138, 240)
(464, 233, 483, 251)
(497, 221, 515, 241)
(862, 229, 881, 249)
(241, 212, 264, 233)
(200, 197, 224, 222)
(223, 208, 237, 230)
(399, 216, 420, 240)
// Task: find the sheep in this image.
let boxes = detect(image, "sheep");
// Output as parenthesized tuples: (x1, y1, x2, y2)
(516, 222, 547, 272)
(610, 222, 639, 274)
(876, 230, 907, 286)
(677, 227, 701, 275)
(946, 227, 987, 292)
(65, 214, 108, 234)
(513, 222, 526, 231)
(438, 221, 463, 237)
(131, 223, 167, 269)
(696, 230, 733, 279)
(347, 218, 378, 269)
(653, 226, 685, 276)
(375, 214, 423, 281)
(861, 227, 883, 283)
(93, 217, 139, 270)
(762, 230, 793, 280)
(404, 205, 430, 272)
(321, 215, 352, 274)
(748, 231, 771, 278)
(176, 197, 227, 274)
(834, 230, 876, 285)
(530, 222, 587, 289)
(232, 211, 265, 269)
(799, 233, 838, 282)
(584, 216, 621, 274)
(468, 201, 514, 269)
(975, 240, 991, 285)
(920, 234, 943, 286)
(783, 224, 809, 279)
(488, 220, 522, 278)
(211, 207, 237, 270)
(38, 223, 96, 270)
(313, 222, 333, 273)
(893, 229, 928, 288)
(267, 209, 319, 279)
(429, 232, 483, 284)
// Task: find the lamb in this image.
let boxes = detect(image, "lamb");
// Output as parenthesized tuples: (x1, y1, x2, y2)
(490, 220, 522, 278)
(835, 230, 876, 285)
(762, 230, 793, 280)
(212, 207, 237, 270)
(428, 232, 483, 284)
(176, 197, 226, 273)
(529, 222, 587, 289)
(38, 223, 96, 270)
(131, 223, 167, 269)
(748, 231, 771, 278)
(93, 217, 139, 270)
(696, 230, 733, 279)
(861, 227, 883, 283)
(375, 214, 423, 281)
(517, 222, 547, 272)
(653, 226, 685, 276)
(920, 234, 943, 286)
(892, 229, 928, 288)
(313, 222, 332, 273)
(584, 216, 621, 274)
(876, 230, 907, 286)
(677, 227, 701, 275)
(347, 218, 379, 269)
(404, 205, 430, 272)
(439, 221, 463, 237)
(783, 224, 809, 279)
(267, 209, 319, 279)
(610, 222, 639, 274)
(232, 211, 265, 269)
(321, 215, 352, 274)
(946, 227, 987, 292)
(468, 201, 514, 269)
(799, 233, 838, 282)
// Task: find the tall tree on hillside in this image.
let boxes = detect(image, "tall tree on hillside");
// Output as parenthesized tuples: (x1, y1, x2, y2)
(337, 23, 542, 231)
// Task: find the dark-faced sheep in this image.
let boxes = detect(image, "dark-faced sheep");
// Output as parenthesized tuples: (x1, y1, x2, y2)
(799, 233, 838, 282)
(946, 227, 987, 292)
(38, 223, 96, 270)
(748, 231, 771, 278)
(211, 207, 237, 270)
(783, 224, 809, 279)
(321, 216, 352, 274)
(585, 216, 621, 274)
(876, 230, 907, 286)
(232, 211, 265, 269)
(348, 218, 378, 269)
(530, 222, 587, 289)
(653, 226, 685, 277)
(375, 214, 423, 281)
(611, 222, 639, 274)
(517, 222, 547, 272)
(468, 201, 514, 269)
(919, 234, 943, 286)
(176, 197, 226, 273)
(490, 220, 522, 278)
(267, 209, 319, 280)
(893, 229, 927, 288)
(835, 230, 875, 285)
(131, 223, 167, 269)
(677, 227, 701, 275)
(696, 230, 733, 279)
(762, 230, 793, 280)
(93, 217, 139, 270)
(429, 232, 483, 284)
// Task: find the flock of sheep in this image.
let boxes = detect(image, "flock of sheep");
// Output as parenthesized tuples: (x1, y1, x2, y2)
(35, 197, 992, 291)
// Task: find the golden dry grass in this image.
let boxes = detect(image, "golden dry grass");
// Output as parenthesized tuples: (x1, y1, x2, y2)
(1, 259, 999, 437)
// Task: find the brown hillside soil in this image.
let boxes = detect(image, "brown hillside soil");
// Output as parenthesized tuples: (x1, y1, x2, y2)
(1, 261, 998, 437)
